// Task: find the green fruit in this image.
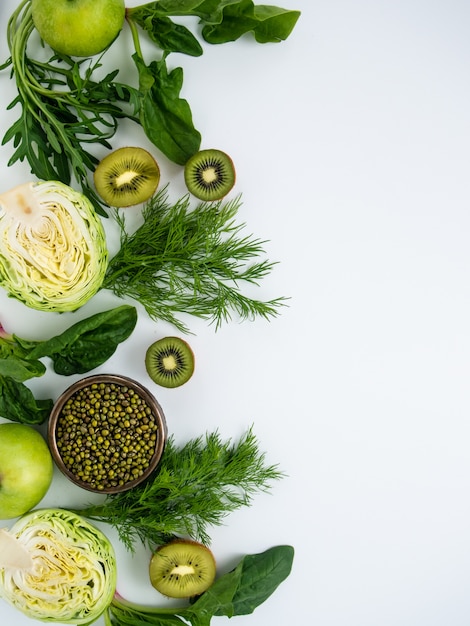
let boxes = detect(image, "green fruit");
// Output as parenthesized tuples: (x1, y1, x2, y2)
(184, 149, 236, 201)
(94, 147, 161, 207)
(145, 337, 195, 389)
(149, 539, 216, 598)
(0, 423, 53, 519)
(31, 0, 125, 58)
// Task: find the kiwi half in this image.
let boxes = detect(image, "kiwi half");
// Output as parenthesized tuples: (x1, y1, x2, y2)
(145, 337, 195, 388)
(149, 539, 216, 598)
(184, 149, 236, 201)
(94, 146, 160, 207)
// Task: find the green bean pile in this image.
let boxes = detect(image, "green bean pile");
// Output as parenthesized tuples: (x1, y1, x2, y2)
(55, 382, 159, 491)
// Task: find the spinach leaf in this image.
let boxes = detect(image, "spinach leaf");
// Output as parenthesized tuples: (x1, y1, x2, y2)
(189, 544, 295, 618)
(129, 0, 301, 44)
(201, 1, 302, 44)
(26, 305, 138, 376)
(133, 54, 201, 165)
(0, 356, 45, 382)
(128, 10, 203, 56)
(0, 376, 53, 425)
(0, 330, 46, 382)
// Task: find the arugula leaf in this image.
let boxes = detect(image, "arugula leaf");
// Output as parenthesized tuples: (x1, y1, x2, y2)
(133, 53, 202, 165)
(26, 305, 138, 376)
(0, 376, 53, 425)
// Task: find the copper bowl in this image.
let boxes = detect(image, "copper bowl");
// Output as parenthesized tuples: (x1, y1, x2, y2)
(48, 374, 167, 494)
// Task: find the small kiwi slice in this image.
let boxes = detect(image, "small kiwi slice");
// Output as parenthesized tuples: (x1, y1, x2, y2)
(145, 336, 195, 388)
(94, 146, 160, 207)
(149, 539, 216, 598)
(184, 148, 236, 201)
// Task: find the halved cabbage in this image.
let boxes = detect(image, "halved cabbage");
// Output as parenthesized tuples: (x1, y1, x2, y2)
(0, 508, 116, 624)
(0, 181, 107, 311)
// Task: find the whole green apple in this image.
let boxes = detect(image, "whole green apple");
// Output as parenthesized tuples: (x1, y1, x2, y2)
(0, 423, 53, 519)
(31, 0, 126, 57)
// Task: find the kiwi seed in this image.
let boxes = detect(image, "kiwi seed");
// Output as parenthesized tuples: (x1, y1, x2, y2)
(145, 336, 195, 388)
(94, 146, 160, 207)
(184, 148, 236, 201)
(149, 539, 216, 598)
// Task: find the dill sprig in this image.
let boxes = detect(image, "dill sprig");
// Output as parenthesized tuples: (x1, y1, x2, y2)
(102, 187, 288, 332)
(73, 428, 284, 551)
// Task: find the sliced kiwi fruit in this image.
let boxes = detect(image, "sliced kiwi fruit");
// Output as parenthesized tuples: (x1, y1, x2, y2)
(149, 539, 216, 598)
(94, 146, 160, 207)
(184, 148, 236, 201)
(145, 336, 195, 388)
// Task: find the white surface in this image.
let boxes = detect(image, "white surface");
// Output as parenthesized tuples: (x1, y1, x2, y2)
(1, 0, 470, 624)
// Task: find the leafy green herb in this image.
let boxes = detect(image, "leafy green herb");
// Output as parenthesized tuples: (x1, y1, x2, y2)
(106, 545, 294, 626)
(0, 375, 53, 424)
(1, 0, 300, 209)
(0, 325, 45, 382)
(103, 188, 287, 333)
(131, 50, 201, 166)
(74, 428, 284, 551)
(23, 304, 138, 375)
(128, 0, 301, 45)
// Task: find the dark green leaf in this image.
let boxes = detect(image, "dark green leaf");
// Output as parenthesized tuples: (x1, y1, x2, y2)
(215, 544, 294, 615)
(133, 54, 201, 165)
(26, 305, 138, 376)
(201, 0, 301, 44)
(181, 545, 294, 620)
(130, 9, 203, 56)
(0, 376, 53, 425)
(0, 356, 45, 382)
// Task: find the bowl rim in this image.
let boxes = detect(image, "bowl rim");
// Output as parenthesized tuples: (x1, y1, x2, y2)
(48, 373, 168, 494)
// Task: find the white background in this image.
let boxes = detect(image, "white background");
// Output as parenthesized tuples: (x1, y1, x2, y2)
(1, 0, 470, 625)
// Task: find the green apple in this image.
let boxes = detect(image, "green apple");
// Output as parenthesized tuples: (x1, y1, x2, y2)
(0, 423, 53, 520)
(31, 0, 126, 58)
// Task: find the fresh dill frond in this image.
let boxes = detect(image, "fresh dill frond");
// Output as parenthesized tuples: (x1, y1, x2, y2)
(102, 187, 288, 332)
(74, 428, 284, 551)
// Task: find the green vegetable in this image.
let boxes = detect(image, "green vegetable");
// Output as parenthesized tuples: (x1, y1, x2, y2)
(0, 376, 53, 424)
(73, 428, 283, 551)
(1, 0, 300, 213)
(106, 545, 294, 626)
(0, 508, 117, 624)
(0, 305, 137, 424)
(0, 180, 107, 310)
(23, 304, 138, 375)
(0, 325, 45, 382)
(103, 188, 287, 332)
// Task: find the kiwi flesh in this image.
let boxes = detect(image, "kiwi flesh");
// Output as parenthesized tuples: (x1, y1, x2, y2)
(149, 539, 216, 598)
(184, 149, 235, 201)
(94, 146, 160, 207)
(145, 336, 195, 388)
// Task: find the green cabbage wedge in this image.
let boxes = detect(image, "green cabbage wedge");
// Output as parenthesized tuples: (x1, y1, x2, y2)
(0, 508, 116, 624)
(0, 181, 107, 311)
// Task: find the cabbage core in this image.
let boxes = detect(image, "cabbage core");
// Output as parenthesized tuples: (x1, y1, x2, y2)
(0, 181, 107, 311)
(0, 508, 116, 624)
